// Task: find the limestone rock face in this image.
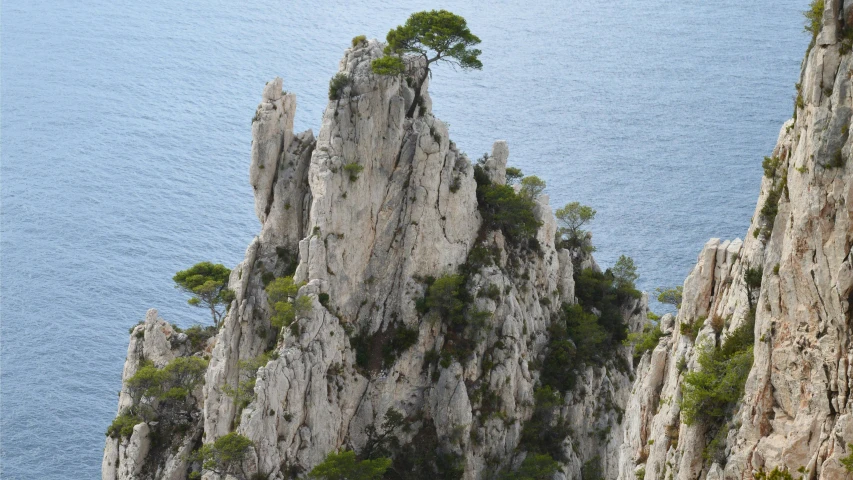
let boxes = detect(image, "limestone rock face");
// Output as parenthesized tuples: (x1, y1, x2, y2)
(104, 40, 643, 480)
(618, 10, 853, 479)
(103, 22, 853, 478)
(102, 309, 205, 480)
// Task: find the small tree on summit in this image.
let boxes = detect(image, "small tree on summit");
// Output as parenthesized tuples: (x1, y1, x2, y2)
(371, 10, 483, 117)
(173, 262, 234, 326)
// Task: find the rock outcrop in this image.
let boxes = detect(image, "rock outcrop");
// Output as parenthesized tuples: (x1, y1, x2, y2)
(104, 6, 853, 478)
(618, 2, 853, 478)
(103, 40, 643, 479)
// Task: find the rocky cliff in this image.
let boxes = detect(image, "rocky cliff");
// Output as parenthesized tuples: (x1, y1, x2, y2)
(618, 2, 853, 479)
(103, 40, 644, 480)
(104, 4, 853, 478)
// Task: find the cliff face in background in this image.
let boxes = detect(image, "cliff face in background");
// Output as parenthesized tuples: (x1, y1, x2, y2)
(103, 3, 853, 478)
(618, 1, 853, 479)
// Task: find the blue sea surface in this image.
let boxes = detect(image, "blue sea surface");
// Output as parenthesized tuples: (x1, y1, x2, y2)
(1, 1, 807, 477)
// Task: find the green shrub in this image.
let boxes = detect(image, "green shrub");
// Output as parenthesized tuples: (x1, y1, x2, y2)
(679, 316, 704, 342)
(753, 467, 794, 480)
(351, 35, 367, 47)
(655, 286, 683, 309)
(184, 324, 217, 352)
(344, 162, 365, 181)
(758, 162, 787, 239)
(195, 432, 254, 479)
(804, 0, 824, 41)
(126, 356, 208, 405)
(106, 411, 142, 438)
(519, 175, 546, 199)
(826, 148, 846, 168)
(382, 325, 419, 367)
(519, 386, 569, 461)
(318, 292, 330, 308)
(581, 456, 603, 480)
(612, 255, 639, 290)
(499, 453, 559, 480)
(308, 450, 391, 480)
(474, 166, 541, 244)
(541, 267, 636, 393)
(681, 317, 754, 425)
(841, 443, 853, 472)
(744, 267, 762, 309)
(329, 73, 351, 100)
(222, 351, 276, 417)
(370, 56, 406, 76)
(762, 156, 781, 178)
(265, 276, 310, 329)
(626, 322, 664, 361)
(505, 167, 523, 185)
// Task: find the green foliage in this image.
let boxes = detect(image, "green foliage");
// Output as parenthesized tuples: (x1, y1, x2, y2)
(753, 467, 794, 480)
(519, 386, 569, 461)
(344, 162, 365, 181)
(563, 303, 607, 361)
(655, 286, 683, 309)
(681, 317, 754, 425)
(758, 164, 787, 239)
(195, 432, 254, 480)
(370, 56, 406, 76)
(417, 273, 488, 363)
(762, 156, 781, 178)
(329, 73, 351, 100)
(803, 0, 824, 41)
(581, 456, 603, 480)
(383, 325, 419, 366)
(319, 292, 331, 308)
(265, 276, 310, 330)
(474, 166, 542, 243)
(184, 324, 217, 352)
(703, 422, 729, 465)
(542, 267, 637, 393)
(826, 148, 846, 168)
(352, 324, 419, 372)
(222, 352, 276, 414)
(499, 453, 559, 480)
(372, 10, 482, 75)
(626, 322, 664, 361)
(106, 411, 142, 438)
(679, 316, 704, 342)
(351, 35, 367, 47)
(555, 202, 596, 249)
(308, 450, 391, 480)
(173, 262, 234, 325)
(841, 443, 853, 472)
(126, 356, 209, 405)
(519, 175, 546, 200)
(373, 10, 481, 117)
(425, 274, 467, 325)
(612, 255, 639, 290)
(744, 266, 763, 308)
(505, 167, 523, 185)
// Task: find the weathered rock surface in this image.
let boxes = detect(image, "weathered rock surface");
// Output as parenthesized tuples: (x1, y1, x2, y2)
(104, 40, 642, 480)
(104, 11, 853, 478)
(618, 5, 853, 478)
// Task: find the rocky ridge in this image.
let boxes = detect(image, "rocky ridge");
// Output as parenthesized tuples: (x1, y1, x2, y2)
(104, 6, 853, 477)
(104, 40, 644, 479)
(618, 2, 853, 478)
